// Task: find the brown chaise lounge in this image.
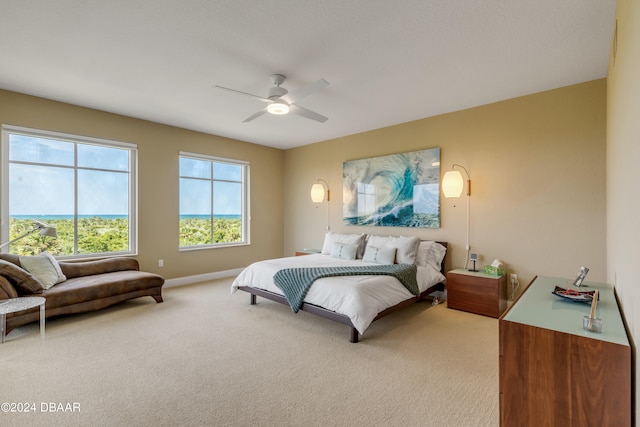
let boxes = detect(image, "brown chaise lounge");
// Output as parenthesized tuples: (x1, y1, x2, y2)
(0, 254, 164, 332)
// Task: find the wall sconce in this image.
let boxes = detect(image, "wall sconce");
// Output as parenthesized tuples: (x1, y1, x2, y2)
(442, 165, 470, 198)
(442, 164, 471, 269)
(0, 220, 58, 250)
(310, 179, 330, 203)
(311, 179, 331, 230)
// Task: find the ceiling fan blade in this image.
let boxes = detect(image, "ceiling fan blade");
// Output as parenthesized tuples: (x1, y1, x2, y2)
(289, 104, 328, 123)
(242, 109, 268, 123)
(215, 85, 271, 103)
(281, 78, 329, 104)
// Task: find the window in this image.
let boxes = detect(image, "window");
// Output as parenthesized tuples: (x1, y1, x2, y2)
(1, 125, 137, 258)
(179, 152, 249, 249)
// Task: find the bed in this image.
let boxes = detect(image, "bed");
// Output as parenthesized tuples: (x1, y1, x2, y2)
(231, 233, 448, 343)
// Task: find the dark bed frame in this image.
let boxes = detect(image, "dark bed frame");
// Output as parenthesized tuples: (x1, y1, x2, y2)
(237, 241, 447, 343)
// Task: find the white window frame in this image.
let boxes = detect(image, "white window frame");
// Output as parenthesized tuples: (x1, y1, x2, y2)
(178, 151, 250, 251)
(1, 124, 138, 259)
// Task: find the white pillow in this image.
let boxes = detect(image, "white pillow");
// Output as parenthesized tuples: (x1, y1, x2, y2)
(363, 246, 397, 264)
(42, 251, 66, 282)
(388, 236, 420, 264)
(416, 241, 447, 271)
(362, 235, 420, 264)
(331, 242, 358, 260)
(415, 241, 434, 267)
(321, 232, 366, 257)
(365, 235, 391, 250)
(19, 252, 66, 290)
(429, 242, 447, 270)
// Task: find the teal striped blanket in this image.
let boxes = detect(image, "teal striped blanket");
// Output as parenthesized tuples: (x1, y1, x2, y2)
(273, 264, 419, 312)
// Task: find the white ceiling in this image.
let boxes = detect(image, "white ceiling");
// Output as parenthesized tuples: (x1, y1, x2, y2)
(0, 0, 617, 150)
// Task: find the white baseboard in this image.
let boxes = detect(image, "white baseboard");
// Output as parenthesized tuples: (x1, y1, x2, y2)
(163, 268, 244, 288)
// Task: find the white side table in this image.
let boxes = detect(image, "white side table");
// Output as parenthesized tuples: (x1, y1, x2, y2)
(0, 297, 46, 343)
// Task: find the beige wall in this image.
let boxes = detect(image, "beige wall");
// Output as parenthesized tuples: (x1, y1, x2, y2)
(607, 0, 640, 415)
(284, 79, 607, 296)
(0, 89, 285, 279)
(0, 80, 608, 297)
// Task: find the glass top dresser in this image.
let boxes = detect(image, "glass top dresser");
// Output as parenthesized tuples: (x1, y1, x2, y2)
(499, 276, 631, 426)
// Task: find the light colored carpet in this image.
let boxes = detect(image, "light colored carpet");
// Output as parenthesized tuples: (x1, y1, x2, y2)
(1, 278, 499, 427)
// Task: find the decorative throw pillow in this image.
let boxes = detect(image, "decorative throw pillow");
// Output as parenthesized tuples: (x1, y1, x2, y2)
(41, 251, 66, 283)
(0, 259, 45, 294)
(362, 235, 420, 264)
(363, 246, 397, 264)
(330, 242, 358, 260)
(321, 232, 366, 258)
(19, 252, 66, 290)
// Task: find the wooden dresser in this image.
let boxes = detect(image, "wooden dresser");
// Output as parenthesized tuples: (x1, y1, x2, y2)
(498, 276, 631, 426)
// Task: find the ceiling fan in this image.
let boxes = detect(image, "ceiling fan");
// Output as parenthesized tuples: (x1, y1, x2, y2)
(215, 74, 329, 123)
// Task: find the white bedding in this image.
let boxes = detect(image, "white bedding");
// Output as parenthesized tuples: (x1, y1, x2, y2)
(231, 254, 446, 334)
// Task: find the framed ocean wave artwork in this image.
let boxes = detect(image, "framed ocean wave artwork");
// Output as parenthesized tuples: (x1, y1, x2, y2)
(343, 148, 440, 228)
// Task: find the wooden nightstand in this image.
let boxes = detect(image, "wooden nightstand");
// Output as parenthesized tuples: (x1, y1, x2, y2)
(446, 268, 507, 318)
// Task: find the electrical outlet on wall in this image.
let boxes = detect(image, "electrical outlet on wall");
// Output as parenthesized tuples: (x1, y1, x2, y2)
(510, 274, 517, 284)
(158, 259, 164, 268)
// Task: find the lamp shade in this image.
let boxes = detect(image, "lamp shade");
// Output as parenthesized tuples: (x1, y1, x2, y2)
(33, 220, 57, 238)
(267, 101, 289, 115)
(310, 183, 326, 203)
(442, 170, 464, 198)
(0, 220, 58, 250)
(40, 227, 58, 238)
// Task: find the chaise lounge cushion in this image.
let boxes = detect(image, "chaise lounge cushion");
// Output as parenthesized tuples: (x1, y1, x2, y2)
(43, 270, 164, 311)
(58, 257, 140, 279)
(0, 254, 164, 331)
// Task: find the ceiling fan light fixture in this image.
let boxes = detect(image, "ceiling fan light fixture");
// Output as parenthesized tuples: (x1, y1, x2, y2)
(216, 75, 328, 122)
(267, 101, 289, 115)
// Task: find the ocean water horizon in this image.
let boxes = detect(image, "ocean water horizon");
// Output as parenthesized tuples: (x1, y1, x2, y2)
(11, 214, 241, 220)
